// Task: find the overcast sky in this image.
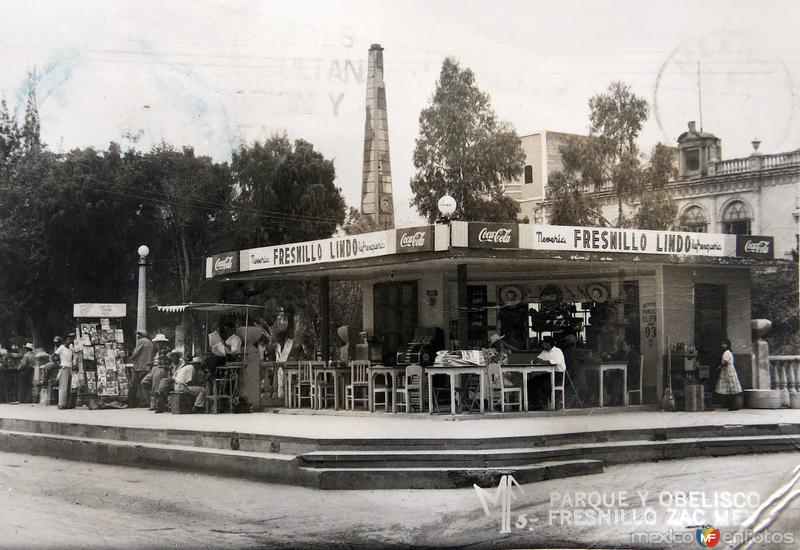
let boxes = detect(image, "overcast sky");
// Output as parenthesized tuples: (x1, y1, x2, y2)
(2, 0, 799, 226)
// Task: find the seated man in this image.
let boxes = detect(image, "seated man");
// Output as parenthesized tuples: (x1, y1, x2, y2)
(528, 336, 567, 409)
(174, 356, 207, 413)
(223, 322, 243, 361)
(143, 353, 172, 412)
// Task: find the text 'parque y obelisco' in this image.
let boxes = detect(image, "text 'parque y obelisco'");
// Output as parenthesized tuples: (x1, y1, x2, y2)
(360, 43, 395, 230)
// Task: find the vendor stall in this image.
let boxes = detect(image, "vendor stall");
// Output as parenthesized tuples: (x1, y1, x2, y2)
(73, 303, 129, 407)
(153, 303, 267, 412)
(204, 220, 779, 412)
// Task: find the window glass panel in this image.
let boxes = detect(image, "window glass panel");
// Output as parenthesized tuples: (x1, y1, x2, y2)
(524, 165, 533, 184)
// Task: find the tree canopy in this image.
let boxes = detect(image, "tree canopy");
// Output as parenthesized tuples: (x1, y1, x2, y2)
(410, 57, 524, 222)
(546, 82, 677, 229)
(0, 92, 347, 349)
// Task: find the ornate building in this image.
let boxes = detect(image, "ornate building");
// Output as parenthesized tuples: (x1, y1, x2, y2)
(514, 122, 800, 259)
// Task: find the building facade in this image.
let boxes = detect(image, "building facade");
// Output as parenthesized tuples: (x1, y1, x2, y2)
(513, 123, 800, 260)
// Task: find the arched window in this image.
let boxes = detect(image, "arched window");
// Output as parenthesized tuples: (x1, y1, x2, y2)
(721, 200, 751, 235)
(679, 205, 708, 233)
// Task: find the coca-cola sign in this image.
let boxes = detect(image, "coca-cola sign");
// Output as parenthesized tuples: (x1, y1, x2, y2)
(468, 222, 519, 249)
(736, 235, 774, 259)
(395, 226, 434, 253)
(211, 252, 240, 276)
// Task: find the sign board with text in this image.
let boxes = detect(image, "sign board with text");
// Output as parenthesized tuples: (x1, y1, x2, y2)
(735, 235, 774, 259)
(395, 225, 435, 253)
(73, 303, 127, 318)
(524, 224, 736, 258)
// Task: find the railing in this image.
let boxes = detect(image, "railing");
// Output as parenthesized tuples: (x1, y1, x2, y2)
(769, 355, 800, 396)
(711, 151, 800, 176)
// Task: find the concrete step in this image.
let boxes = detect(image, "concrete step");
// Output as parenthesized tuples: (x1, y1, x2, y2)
(2, 415, 798, 455)
(0, 428, 316, 487)
(301, 434, 800, 469)
(308, 459, 604, 490)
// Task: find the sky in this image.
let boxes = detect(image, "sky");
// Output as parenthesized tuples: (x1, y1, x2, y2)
(2, 0, 799, 226)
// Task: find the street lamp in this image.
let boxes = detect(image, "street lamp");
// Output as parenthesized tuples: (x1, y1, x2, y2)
(136, 245, 149, 335)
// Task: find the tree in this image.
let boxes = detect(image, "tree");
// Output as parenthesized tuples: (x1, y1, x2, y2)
(410, 57, 524, 222)
(546, 82, 677, 228)
(228, 135, 346, 249)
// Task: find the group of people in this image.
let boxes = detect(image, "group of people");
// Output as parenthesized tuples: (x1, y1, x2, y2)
(130, 330, 208, 413)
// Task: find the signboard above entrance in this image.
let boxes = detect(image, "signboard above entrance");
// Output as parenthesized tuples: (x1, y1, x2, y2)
(735, 235, 774, 259)
(524, 224, 737, 258)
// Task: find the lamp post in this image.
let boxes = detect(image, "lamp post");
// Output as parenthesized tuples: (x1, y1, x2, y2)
(136, 245, 149, 335)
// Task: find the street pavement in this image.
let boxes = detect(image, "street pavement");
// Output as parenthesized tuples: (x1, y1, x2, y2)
(1, 403, 800, 440)
(0, 450, 798, 549)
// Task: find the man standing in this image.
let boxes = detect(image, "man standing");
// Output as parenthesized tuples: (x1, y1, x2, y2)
(174, 356, 207, 412)
(17, 343, 36, 404)
(129, 330, 154, 408)
(55, 336, 74, 409)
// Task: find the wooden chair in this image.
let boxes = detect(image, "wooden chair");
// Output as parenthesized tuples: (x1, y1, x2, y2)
(396, 364, 424, 413)
(627, 355, 644, 405)
(487, 364, 522, 412)
(294, 361, 316, 408)
(553, 369, 566, 410)
(307, 361, 334, 409)
(345, 361, 370, 410)
(371, 368, 391, 412)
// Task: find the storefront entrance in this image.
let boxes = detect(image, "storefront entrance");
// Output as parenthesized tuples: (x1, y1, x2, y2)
(694, 283, 727, 378)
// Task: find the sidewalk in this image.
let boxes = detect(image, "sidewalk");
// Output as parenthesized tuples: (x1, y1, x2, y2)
(1, 403, 799, 440)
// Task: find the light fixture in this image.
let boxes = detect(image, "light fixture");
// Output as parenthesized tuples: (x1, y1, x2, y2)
(437, 194, 457, 218)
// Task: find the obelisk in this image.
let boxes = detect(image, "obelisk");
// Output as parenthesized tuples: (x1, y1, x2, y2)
(360, 43, 395, 230)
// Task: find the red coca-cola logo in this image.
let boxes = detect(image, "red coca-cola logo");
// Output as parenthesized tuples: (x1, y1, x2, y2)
(744, 240, 770, 254)
(478, 227, 512, 243)
(400, 231, 426, 248)
(214, 256, 234, 270)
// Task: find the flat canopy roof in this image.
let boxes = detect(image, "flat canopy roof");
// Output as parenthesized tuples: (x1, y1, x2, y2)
(206, 221, 780, 283)
(154, 303, 264, 313)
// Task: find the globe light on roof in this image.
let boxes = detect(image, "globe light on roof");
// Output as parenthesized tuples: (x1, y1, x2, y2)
(437, 194, 457, 218)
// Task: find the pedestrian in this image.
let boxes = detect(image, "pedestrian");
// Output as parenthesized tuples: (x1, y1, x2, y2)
(54, 336, 74, 409)
(715, 337, 743, 410)
(17, 343, 36, 404)
(129, 330, 154, 408)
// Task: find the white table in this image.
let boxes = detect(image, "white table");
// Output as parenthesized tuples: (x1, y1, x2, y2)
(426, 365, 486, 415)
(586, 361, 628, 407)
(502, 363, 558, 411)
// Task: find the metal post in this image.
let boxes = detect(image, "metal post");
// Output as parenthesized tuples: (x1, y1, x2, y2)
(457, 264, 468, 348)
(320, 276, 330, 362)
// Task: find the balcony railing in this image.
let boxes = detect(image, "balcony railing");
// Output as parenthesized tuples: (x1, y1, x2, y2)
(710, 151, 800, 176)
(769, 355, 800, 397)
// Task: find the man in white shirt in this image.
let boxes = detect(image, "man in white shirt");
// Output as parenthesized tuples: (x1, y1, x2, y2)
(54, 336, 74, 409)
(174, 356, 206, 412)
(529, 336, 566, 409)
(536, 336, 566, 372)
(224, 323, 242, 359)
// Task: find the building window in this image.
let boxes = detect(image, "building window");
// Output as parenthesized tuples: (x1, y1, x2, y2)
(679, 206, 708, 233)
(684, 148, 700, 172)
(721, 200, 752, 235)
(524, 165, 533, 184)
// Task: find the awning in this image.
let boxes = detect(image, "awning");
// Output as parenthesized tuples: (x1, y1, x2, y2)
(153, 303, 264, 314)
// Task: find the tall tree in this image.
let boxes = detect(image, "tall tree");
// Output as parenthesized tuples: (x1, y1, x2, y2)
(546, 82, 677, 228)
(228, 135, 346, 249)
(410, 57, 524, 222)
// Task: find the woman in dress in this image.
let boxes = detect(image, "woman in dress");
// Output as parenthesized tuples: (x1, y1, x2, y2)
(715, 338, 742, 410)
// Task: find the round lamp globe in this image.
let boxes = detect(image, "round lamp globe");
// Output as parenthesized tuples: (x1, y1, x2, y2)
(137, 245, 150, 258)
(437, 195, 457, 217)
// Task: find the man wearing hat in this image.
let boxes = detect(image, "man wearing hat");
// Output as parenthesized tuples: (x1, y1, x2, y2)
(17, 343, 36, 403)
(173, 356, 207, 412)
(129, 330, 154, 408)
